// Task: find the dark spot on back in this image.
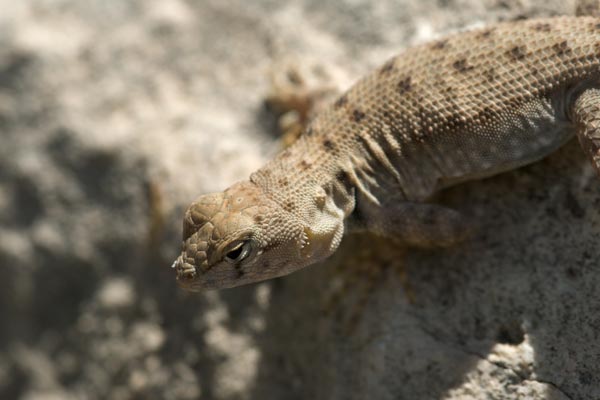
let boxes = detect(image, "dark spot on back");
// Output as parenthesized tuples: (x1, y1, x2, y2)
(477, 28, 494, 39)
(323, 138, 336, 152)
(507, 45, 527, 61)
(283, 200, 296, 212)
(334, 95, 348, 109)
(380, 59, 395, 74)
(397, 76, 412, 94)
(299, 160, 311, 170)
(452, 58, 473, 73)
(352, 109, 366, 123)
(278, 177, 289, 187)
(432, 39, 448, 50)
(532, 23, 551, 32)
(254, 214, 265, 224)
(595, 23, 600, 30)
(442, 85, 454, 94)
(553, 41, 571, 57)
(484, 68, 497, 82)
(304, 126, 314, 136)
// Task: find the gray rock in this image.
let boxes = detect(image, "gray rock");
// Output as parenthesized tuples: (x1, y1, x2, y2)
(1, 0, 596, 399)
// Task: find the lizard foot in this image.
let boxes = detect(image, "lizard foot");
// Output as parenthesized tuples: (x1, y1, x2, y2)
(264, 58, 346, 146)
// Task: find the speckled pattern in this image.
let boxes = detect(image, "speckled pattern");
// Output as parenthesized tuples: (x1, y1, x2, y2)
(6, 0, 600, 399)
(257, 17, 600, 202)
(175, 16, 600, 291)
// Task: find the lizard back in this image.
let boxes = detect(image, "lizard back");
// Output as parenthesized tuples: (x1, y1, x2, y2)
(252, 16, 600, 209)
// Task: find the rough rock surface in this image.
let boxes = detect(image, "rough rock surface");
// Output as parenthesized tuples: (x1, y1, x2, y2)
(1, 0, 598, 399)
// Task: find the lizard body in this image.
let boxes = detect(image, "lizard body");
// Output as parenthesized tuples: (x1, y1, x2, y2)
(173, 16, 600, 290)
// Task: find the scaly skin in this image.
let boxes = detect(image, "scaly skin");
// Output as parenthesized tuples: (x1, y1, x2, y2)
(172, 16, 600, 290)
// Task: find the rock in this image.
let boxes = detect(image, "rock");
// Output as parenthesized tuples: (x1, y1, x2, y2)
(2, 0, 597, 399)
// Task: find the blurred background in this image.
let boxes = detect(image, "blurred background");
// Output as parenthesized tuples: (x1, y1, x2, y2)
(2, 1, 597, 399)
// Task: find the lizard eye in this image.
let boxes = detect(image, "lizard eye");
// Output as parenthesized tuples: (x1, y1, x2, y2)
(224, 241, 252, 264)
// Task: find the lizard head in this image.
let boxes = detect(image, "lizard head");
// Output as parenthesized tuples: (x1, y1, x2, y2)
(172, 181, 329, 290)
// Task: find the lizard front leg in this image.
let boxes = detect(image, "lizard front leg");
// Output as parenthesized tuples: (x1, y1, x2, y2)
(349, 201, 472, 248)
(572, 87, 600, 175)
(332, 201, 470, 323)
(265, 59, 346, 146)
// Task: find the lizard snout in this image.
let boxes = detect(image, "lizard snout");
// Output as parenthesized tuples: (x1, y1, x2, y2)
(172, 255, 197, 282)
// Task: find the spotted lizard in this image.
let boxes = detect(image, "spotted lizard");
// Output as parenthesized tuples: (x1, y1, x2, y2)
(172, 15, 600, 290)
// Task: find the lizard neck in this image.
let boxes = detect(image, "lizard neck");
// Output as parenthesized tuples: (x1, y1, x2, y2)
(250, 135, 356, 261)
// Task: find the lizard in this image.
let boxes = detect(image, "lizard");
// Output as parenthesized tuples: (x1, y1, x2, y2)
(172, 15, 600, 290)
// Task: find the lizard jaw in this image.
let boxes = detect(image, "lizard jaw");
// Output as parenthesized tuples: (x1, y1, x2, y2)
(299, 224, 342, 262)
